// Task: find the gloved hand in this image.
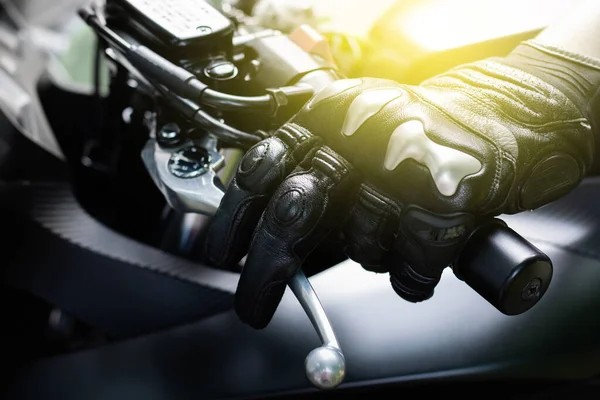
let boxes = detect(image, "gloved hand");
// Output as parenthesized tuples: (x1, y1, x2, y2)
(206, 40, 600, 329)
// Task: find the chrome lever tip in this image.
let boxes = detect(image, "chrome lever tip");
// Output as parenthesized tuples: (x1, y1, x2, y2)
(305, 345, 346, 389)
(289, 271, 346, 390)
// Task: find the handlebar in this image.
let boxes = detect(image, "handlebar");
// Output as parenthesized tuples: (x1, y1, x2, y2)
(455, 221, 553, 315)
(79, 8, 314, 116)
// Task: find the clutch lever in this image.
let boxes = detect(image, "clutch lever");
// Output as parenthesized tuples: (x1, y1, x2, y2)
(289, 270, 346, 389)
(142, 133, 346, 389)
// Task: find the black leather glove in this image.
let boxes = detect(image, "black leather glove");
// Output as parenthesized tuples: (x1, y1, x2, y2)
(206, 40, 600, 329)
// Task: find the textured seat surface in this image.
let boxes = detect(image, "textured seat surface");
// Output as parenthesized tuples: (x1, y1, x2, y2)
(0, 182, 239, 337)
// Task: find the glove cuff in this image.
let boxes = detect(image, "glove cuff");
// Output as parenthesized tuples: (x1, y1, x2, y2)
(499, 40, 600, 121)
(503, 40, 600, 174)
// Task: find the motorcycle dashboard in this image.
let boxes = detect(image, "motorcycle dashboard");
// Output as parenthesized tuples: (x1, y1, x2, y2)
(108, 0, 233, 46)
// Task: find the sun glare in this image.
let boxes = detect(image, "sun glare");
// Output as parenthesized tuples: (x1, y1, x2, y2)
(400, 0, 567, 51)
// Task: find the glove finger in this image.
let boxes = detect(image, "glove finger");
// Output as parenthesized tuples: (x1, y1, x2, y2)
(235, 147, 356, 329)
(342, 184, 401, 273)
(205, 124, 320, 268)
(385, 207, 477, 302)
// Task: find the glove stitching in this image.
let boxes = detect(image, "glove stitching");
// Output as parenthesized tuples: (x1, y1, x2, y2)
(374, 207, 396, 252)
(427, 78, 588, 133)
(434, 57, 594, 133)
(252, 278, 288, 327)
(523, 40, 600, 71)
(443, 60, 585, 118)
(238, 140, 271, 178)
(313, 149, 351, 183)
(429, 69, 554, 129)
(459, 60, 562, 96)
(303, 81, 406, 116)
(287, 177, 332, 264)
(280, 123, 311, 145)
(443, 67, 530, 109)
(210, 191, 263, 266)
(361, 184, 402, 216)
(272, 187, 307, 227)
(305, 78, 365, 110)
(527, 61, 592, 94)
(359, 186, 397, 251)
(223, 196, 258, 263)
(292, 136, 324, 164)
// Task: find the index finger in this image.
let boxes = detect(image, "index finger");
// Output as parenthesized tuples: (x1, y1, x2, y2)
(205, 125, 320, 268)
(235, 147, 357, 328)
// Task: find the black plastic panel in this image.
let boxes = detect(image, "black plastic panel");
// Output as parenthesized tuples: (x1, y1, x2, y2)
(0, 183, 238, 338)
(6, 178, 600, 398)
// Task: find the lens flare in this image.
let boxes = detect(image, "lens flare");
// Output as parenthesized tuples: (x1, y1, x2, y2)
(400, 0, 566, 51)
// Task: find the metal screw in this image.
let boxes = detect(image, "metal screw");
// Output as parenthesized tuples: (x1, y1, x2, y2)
(521, 278, 542, 302)
(168, 146, 211, 179)
(158, 123, 181, 146)
(196, 26, 212, 35)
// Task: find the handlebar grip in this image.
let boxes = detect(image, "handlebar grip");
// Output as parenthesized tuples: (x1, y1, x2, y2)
(454, 221, 552, 315)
